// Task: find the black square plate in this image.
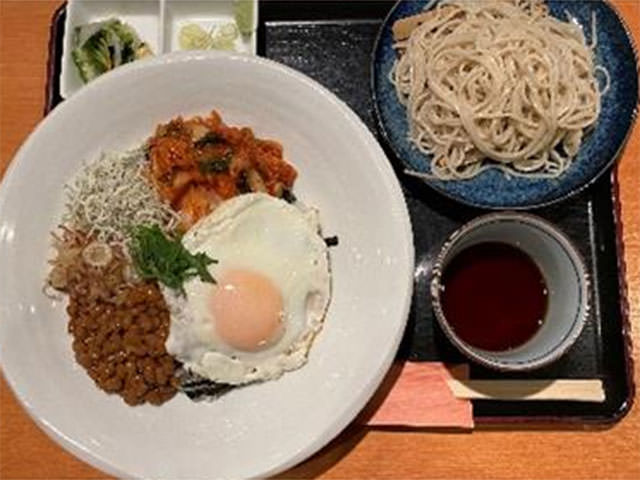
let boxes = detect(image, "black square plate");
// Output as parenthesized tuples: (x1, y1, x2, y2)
(45, 0, 634, 424)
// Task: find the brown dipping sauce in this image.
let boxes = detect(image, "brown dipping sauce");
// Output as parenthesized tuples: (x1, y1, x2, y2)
(440, 242, 548, 351)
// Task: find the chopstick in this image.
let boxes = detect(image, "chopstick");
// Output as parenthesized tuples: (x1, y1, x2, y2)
(447, 379, 605, 402)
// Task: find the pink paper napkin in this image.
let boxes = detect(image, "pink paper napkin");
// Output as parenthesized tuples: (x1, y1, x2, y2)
(359, 362, 474, 429)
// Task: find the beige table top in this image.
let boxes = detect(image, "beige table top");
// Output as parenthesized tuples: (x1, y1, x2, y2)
(1, 1, 639, 478)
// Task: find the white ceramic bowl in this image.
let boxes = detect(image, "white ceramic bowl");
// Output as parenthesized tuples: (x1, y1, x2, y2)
(0, 51, 413, 479)
(431, 212, 589, 372)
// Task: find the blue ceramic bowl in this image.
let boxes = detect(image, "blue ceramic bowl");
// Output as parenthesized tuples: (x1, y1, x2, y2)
(372, 0, 638, 209)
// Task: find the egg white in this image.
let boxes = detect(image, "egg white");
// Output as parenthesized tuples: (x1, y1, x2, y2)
(164, 193, 331, 385)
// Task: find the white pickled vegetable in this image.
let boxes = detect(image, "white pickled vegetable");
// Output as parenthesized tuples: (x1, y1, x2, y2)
(179, 23, 215, 50)
(212, 22, 239, 50)
(178, 22, 239, 52)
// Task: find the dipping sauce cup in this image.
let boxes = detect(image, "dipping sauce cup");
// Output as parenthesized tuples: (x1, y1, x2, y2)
(431, 212, 590, 372)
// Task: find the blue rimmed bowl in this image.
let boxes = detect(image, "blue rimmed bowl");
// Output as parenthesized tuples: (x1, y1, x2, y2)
(372, 0, 639, 209)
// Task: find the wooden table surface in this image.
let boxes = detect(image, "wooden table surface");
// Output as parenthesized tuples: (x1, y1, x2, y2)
(1, 1, 639, 478)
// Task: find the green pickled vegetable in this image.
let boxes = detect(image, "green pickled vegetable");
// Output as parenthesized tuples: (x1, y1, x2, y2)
(234, 0, 255, 35)
(71, 18, 153, 84)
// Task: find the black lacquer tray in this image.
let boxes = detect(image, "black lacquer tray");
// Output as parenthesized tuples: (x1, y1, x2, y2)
(45, 0, 634, 424)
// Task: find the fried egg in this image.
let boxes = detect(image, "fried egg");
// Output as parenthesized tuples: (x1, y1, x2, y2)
(163, 193, 331, 385)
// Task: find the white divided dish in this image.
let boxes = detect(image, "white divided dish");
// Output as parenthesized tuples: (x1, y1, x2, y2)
(61, 0, 161, 99)
(0, 52, 414, 479)
(61, 0, 257, 99)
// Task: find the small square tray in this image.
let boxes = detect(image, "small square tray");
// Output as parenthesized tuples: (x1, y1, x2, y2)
(60, 0, 258, 98)
(46, 0, 635, 424)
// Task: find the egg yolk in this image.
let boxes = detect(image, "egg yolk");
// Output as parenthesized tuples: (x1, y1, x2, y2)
(210, 269, 284, 352)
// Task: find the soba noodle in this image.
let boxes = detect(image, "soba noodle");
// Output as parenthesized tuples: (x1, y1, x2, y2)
(391, 0, 609, 180)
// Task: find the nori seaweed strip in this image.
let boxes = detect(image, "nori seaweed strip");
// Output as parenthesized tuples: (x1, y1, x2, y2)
(282, 189, 297, 204)
(178, 368, 236, 401)
(182, 380, 235, 401)
(324, 235, 339, 247)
